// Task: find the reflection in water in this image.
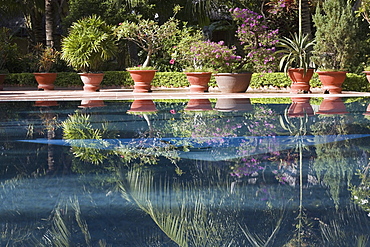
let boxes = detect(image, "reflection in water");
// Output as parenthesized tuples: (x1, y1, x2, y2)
(1, 98, 370, 246)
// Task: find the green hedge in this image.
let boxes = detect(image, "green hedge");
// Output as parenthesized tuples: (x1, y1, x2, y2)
(4, 71, 369, 92)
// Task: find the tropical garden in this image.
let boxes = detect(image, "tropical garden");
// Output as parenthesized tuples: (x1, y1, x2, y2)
(1, 0, 370, 91)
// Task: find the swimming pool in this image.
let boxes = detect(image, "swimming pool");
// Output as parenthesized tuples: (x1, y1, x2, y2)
(1, 96, 370, 246)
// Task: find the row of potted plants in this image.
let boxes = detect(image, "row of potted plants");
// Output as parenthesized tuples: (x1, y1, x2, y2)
(1, 2, 366, 94)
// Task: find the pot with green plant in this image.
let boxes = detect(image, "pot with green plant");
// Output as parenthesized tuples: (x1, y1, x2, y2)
(33, 44, 59, 90)
(61, 15, 117, 92)
(115, 6, 180, 93)
(277, 32, 315, 93)
(312, 0, 359, 94)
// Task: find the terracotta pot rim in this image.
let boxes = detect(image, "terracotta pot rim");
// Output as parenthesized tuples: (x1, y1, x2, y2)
(127, 70, 157, 72)
(184, 71, 212, 75)
(214, 72, 253, 76)
(316, 71, 347, 74)
(78, 72, 105, 75)
(33, 72, 57, 74)
(288, 68, 314, 71)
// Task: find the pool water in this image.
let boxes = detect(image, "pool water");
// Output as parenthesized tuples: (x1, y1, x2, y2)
(1, 97, 370, 246)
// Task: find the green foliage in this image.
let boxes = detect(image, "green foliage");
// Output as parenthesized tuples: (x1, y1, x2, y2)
(312, 0, 360, 71)
(277, 32, 315, 74)
(61, 15, 118, 72)
(61, 113, 116, 165)
(32, 44, 60, 72)
(343, 73, 370, 92)
(250, 73, 292, 88)
(0, 27, 17, 72)
(115, 7, 180, 68)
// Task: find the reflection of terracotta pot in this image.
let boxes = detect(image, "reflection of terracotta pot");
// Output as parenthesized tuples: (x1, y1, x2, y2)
(34, 73, 57, 90)
(317, 97, 348, 115)
(363, 103, 370, 116)
(214, 73, 252, 93)
(215, 98, 253, 112)
(288, 97, 314, 117)
(128, 70, 157, 93)
(0, 74, 6, 90)
(317, 71, 347, 94)
(79, 73, 104, 92)
(128, 100, 157, 112)
(34, 101, 59, 107)
(288, 69, 314, 93)
(363, 71, 370, 84)
(185, 99, 213, 111)
(79, 100, 105, 108)
(184, 72, 211, 93)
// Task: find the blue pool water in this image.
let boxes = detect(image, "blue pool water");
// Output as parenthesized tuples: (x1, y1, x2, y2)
(1, 97, 370, 246)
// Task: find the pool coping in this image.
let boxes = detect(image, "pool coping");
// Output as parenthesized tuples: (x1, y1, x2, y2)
(1, 87, 370, 101)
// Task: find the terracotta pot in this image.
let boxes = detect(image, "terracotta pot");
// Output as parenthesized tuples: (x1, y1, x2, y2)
(79, 73, 104, 92)
(79, 100, 106, 108)
(34, 101, 59, 107)
(33, 73, 57, 90)
(128, 100, 157, 113)
(363, 71, 370, 83)
(364, 103, 370, 116)
(128, 70, 157, 93)
(316, 97, 348, 115)
(287, 97, 314, 117)
(185, 98, 213, 111)
(317, 71, 347, 94)
(0, 74, 6, 90)
(215, 98, 253, 112)
(214, 72, 252, 93)
(288, 68, 314, 94)
(184, 72, 211, 93)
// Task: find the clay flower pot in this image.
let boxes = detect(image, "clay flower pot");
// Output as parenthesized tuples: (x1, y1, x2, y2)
(184, 72, 211, 93)
(288, 68, 314, 94)
(214, 98, 253, 112)
(185, 98, 213, 111)
(316, 97, 348, 115)
(128, 70, 157, 93)
(317, 71, 347, 94)
(79, 100, 106, 108)
(128, 100, 157, 113)
(34, 73, 57, 91)
(287, 97, 314, 117)
(214, 72, 252, 93)
(79, 73, 104, 92)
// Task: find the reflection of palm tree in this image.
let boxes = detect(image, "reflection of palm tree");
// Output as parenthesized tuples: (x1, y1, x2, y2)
(117, 161, 290, 246)
(280, 108, 313, 245)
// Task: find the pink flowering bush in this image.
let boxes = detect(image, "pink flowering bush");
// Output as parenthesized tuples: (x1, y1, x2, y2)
(231, 8, 280, 73)
(172, 38, 244, 72)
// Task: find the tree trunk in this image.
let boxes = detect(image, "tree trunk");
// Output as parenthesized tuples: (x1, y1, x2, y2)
(45, 0, 54, 47)
(301, 0, 312, 38)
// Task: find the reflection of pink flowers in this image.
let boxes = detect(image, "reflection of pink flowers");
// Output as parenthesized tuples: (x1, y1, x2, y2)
(170, 109, 176, 114)
(169, 59, 175, 64)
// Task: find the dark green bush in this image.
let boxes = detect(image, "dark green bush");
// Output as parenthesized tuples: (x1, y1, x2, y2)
(3, 71, 369, 92)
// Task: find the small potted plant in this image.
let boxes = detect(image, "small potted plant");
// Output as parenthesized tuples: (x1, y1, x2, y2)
(61, 15, 117, 92)
(115, 6, 180, 93)
(277, 32, 315, 93)
(33, 43, 60, 90)
(170, 29, 214, 93)
(312, 0, 359, 94)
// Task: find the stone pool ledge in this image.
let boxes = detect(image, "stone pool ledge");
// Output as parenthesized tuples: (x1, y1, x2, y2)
(1, 86, 370, 102)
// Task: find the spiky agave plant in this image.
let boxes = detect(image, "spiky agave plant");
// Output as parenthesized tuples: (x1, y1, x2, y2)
(277, 32, 315, 74)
